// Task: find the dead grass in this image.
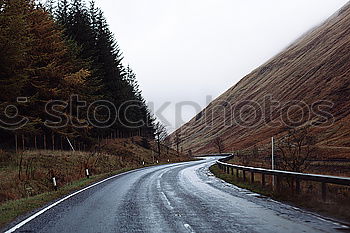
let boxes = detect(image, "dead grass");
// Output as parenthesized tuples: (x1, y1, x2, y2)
(0, 166, 138, 229)
(169, 2, 350, 164)
(210, 164, 350, 223)
(0, 137, 191, 228)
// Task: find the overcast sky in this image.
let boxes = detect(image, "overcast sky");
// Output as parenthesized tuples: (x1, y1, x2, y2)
(95, 0, 348, 132)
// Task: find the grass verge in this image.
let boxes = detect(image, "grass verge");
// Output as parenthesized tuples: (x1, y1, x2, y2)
(209, 164, 273, 197)
(209, 164, 350, 224)
(0, 165, 147, 230)
(0, 158, 198, 230)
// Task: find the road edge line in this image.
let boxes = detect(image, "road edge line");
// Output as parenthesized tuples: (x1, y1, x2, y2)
(4, 168, 141, 233)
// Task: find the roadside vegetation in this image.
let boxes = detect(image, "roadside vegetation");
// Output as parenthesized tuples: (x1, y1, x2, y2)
(0, 137, 191, 229)
(0, 0, 158, 152)
(210, 164, 350, 223)
(229, 125, 350, 177)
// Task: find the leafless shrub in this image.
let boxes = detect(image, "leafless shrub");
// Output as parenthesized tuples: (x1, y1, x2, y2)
(174, 131, 181, 156)
(277, 126, 317, 172)
(212, 136, 225, 154)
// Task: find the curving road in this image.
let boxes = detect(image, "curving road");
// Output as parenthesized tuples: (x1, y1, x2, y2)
(5, 157, 349, 233)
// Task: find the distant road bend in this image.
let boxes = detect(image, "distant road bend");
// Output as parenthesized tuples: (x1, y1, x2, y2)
(5, 157, 349, 233)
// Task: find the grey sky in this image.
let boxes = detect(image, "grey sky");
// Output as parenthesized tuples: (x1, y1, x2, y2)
(95, 0, 348, 132)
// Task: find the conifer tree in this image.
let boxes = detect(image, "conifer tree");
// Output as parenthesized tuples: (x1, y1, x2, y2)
(0, 0, 37, 147)
(0, 0, 157, 149)
(23, 5, 92, 139)
(56, 0, 69, 26)
(0, 0, 31, 102)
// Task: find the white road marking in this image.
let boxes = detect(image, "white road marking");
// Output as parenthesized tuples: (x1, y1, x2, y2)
(184, 223, 196, 233)
(315, 217, 349, 229)
(4, 167, 154, 233)
(161, 192, 174, 210)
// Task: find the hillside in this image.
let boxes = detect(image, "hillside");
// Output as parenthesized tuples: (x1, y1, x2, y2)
(169, 3, 350, 161)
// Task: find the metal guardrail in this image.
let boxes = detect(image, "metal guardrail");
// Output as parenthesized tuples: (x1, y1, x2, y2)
(216, 154, 350, 200)
(196, 153, 233, 157)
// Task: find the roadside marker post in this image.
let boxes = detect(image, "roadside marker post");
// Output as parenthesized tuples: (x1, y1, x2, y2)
(86, 169, 90, 179)
(52, 177, 57, 191)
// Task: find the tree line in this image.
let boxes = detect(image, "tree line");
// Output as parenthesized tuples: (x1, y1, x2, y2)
(0, 0, 157, 150)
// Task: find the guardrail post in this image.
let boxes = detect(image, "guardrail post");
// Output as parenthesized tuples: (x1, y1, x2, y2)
(296, 179, 300, 194)
(261, 174, 265, 187)
(274, 176, 280, 192)
(322, 183, 327, 201)
(216, 155, 350, 200)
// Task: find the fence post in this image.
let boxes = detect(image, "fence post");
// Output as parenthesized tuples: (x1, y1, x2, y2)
(15, 134, 18, 153)
(322, 183, 327, 201)
(236, 169, 239, 178)
(44, 135, 47, 150)
(34, 135, 37, 150)
(251, 172, 254, 183)
(275, 176, 280, 192)
(52, 134, 55, 151)
(261, 174, 265, 187)
(296, 179, 300, 194)
(22, 134, 25, 151)
(243, 170, 246, 182)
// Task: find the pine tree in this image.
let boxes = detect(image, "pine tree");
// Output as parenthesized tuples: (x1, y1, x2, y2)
(21, 5, 92, 141)
(58, 0, 102, 100)
(0, 0, 31, 102)
(0, 0, 156, 149)
(56, 0, 69, 26)
(44, 0, 56, 14)
(124, 66, 155, 137)
(67, 0, 96, 59)
(0, 0, 37, 149)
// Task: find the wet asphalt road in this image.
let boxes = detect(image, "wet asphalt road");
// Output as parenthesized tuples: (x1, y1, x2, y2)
(5, 157, 349, 233)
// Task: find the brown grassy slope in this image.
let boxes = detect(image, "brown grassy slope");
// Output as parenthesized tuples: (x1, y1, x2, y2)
(169, 3, 350, 158)
(0, 137, 188, 204)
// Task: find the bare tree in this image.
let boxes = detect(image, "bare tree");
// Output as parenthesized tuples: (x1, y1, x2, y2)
(188, 149, 193, 157)
(213, 136, 225, 154)
(163, 137, 171, 154)
(155, 122, 168, 157)
(175, 131, 181, 156)
(277, 126, 317, 172)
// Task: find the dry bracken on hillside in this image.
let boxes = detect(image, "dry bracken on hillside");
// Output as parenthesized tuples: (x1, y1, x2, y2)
(170, 3, 350, 162)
